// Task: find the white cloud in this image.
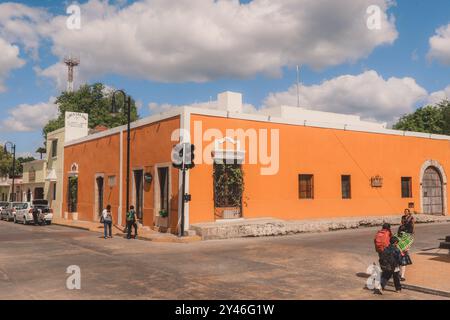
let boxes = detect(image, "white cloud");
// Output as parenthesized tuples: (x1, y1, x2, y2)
(428, 23, 450, 66)
(427, 86, 450, 105)
(0, 37, 25, 92)
(263, 70, 429, 122)
(0, 97, 59, 132)
(37, 0, 398, 86)
(0, 3, 48, 91)
(0, 2, 48, 58)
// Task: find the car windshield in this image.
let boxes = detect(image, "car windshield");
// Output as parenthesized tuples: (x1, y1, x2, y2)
(13, 203, 27, 210)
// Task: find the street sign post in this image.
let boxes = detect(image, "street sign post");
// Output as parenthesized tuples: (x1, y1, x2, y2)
(172, 143, 195, 237)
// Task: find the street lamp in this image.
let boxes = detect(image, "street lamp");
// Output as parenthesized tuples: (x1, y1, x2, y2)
(3, 142, 16, 202)
(111, 90, 132, 222)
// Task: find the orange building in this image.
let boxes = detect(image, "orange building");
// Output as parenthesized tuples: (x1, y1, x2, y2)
(63, 92, 449, 234)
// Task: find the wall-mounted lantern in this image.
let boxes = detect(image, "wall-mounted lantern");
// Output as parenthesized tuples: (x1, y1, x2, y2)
(144, 172, 153, 184)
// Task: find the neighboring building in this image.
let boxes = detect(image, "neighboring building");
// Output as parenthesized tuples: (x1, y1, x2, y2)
(44, 128, 65, 216)
(21, 112, 88, 217)
(0, 177, 23, 202)
(22, 159, 46, 202)
(0, 177, 10, 201)
(62, 92, 450, 235)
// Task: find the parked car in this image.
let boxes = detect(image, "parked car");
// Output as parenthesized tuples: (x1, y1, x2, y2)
(0, 202, 11, 220)
(0, 202, 16, 222)
(14, 200, 53, 225)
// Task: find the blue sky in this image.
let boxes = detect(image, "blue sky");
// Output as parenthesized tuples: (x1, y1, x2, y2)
(0, 0, 449, 156)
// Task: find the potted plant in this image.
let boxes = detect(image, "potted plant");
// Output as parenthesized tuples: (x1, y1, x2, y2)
(157, 209, 169, 227)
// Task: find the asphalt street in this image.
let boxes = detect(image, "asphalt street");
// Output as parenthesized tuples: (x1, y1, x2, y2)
(0, 220, 448, 300)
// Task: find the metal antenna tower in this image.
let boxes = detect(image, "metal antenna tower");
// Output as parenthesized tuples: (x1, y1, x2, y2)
(64, 56, 80, 92)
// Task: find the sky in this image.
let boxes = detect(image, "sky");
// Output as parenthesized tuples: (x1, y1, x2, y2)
(0, 0, 449, 157)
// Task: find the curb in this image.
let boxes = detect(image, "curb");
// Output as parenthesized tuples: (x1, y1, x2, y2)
(52, 222, 90, 231)
(387, 281, 450, 298)
(53, 221, 201, 243)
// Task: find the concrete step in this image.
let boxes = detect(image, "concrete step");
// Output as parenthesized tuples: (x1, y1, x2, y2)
(439, 242, 450, 250)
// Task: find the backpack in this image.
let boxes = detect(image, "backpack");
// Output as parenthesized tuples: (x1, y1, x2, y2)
(379, 246, 397, 272)
(374, 230, 389, 254)
(126, 210, 135, 222)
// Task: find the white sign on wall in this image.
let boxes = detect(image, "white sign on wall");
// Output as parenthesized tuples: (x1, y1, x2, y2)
(65, 112, 89, 142)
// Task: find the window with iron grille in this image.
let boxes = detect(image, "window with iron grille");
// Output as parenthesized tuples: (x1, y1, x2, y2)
(52, 182, 57, 200)
(299, 174, 314, 199)
(341, 175, 351, 199)
(51, 139, 58, 158)
(401, 177, 412, 198)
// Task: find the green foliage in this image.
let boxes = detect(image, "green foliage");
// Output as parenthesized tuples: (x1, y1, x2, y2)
(35, 147, 46, 160)
(159, 209, 168, 218)
(0, 149, 33, 178)
(14, 157, 35, 177)
(43, 83, 139, 139)
(393, 99, 450, 135)
(0, 148, 12, 177)
(213, 163, 244, 208)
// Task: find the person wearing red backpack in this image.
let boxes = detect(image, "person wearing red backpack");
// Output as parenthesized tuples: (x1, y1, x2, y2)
(374, 223, 392, 258)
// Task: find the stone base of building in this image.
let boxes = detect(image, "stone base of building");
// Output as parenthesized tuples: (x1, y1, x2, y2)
(190, 214, 450, 241)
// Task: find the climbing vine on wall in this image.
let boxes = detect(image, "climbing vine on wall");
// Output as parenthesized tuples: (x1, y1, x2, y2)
(213, 163, 244, 208)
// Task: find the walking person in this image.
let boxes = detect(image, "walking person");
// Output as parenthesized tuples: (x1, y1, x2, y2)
(375, 237, 402, 295)
(126, 205, 138, 239)
(398, 208, 415, 281)
(102, 204, 113, 239)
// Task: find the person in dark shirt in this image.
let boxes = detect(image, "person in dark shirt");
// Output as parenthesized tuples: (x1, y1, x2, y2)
(375, 236, 402, 295)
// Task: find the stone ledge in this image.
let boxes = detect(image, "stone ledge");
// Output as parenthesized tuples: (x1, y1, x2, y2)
(191, 214, 450, 240)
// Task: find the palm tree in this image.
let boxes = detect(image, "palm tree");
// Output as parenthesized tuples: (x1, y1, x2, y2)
(36, 147, 46, 160)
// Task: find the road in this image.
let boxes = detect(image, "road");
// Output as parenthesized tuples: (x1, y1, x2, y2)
(0, 220, 449, 300)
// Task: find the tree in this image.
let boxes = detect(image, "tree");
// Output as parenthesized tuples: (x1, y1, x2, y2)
(393, 99, 450, 135)
(0, 149, 33, 178)
(0, 148, 12, 178)
(15, 156, 35, 177)
(43, 83, 139, 139)
(36, 147, 46, 160)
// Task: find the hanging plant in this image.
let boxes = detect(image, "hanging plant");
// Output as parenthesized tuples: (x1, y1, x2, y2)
(213, 163, 244, 208)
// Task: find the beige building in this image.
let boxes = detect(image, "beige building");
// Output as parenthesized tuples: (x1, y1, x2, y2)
(22, 159, 46, 202)
(21, 113, 88, 217)
(0, 177, 23, 202)
(21, 128, 65, 216)
(44, 128, 65, 216)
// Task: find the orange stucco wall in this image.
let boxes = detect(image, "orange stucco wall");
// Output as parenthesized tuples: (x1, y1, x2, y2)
(189, 114, 450, 224)
(63, 116, 180, 231)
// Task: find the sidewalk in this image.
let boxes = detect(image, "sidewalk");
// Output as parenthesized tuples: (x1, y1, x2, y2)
(397, 249, 450, 297)
(52, 217, 201, 243)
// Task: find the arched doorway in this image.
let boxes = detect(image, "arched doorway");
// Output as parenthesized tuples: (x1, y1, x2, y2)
(421, 162, 446, 215)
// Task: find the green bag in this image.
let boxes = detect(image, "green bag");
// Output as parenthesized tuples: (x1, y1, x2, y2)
(395, 232, 414, 252)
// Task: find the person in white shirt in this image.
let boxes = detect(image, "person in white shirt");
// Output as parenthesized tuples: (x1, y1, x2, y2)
(102, 205, 113, 239)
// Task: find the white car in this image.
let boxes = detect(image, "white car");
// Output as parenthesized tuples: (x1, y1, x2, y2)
(0, 202, 11, 221)
(1, 202, 20, 222)
(14, 200, 53, 225)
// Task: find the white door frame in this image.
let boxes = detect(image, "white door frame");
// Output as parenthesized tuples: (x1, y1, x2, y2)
(419, 160, 448, 215)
